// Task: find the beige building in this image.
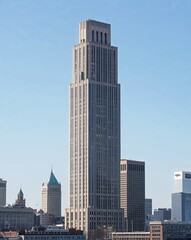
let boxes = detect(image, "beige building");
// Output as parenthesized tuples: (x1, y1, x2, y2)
(0, 178, 6, 207)
(120, 160, 145, 232)
(42, 170, 61, 217)
(65, 19, 124, 239)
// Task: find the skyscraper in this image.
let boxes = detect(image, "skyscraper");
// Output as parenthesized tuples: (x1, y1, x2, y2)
(65, 20, 123, 238)
(42, 170, 61, 217)
(172, 171, 191, 221)
(0, 178, 6, 207)
(120, 159, 145, 232)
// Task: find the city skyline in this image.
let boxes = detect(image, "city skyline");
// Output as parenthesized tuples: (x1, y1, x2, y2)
(1, 0, 191, 212)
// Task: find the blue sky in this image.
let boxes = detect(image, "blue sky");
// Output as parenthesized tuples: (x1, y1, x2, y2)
(0, 0, 191, 212)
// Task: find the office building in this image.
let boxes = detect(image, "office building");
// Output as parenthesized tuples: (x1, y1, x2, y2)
(153, 208, 171, 221)
(172, 171, 191, 221)
(42, 170, 61, 217)
(0, 179, 6, 207)
(145, 198, 152, 232)
(174, 171, 191, 193)
(112, 231, 150, 240)
(150, 221, 191, 240)
(145, 199, 152, 217)
(65, 19, 124, 238)
(120, 159, 145, 232)
(172, 192, 191, 221)
(20, 227, 85, 240)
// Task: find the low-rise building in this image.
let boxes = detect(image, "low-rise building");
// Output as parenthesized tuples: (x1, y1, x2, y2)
(0, 189, 35, 231)
(150, 221, 191, 240)
(20, 226, 85, 240)
(112, 231, 150, 240)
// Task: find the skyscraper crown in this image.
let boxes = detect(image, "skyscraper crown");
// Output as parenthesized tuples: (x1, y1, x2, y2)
(48, 170, 59, 185)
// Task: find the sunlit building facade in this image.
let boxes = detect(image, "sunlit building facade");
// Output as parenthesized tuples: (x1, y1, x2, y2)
(65, 19, 124, 238)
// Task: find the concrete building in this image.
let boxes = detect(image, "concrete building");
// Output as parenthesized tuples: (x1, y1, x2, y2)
(120, 159, 145, 232)
(19, 227, 85, 240)
(65, 19, 124, 238)
(0, 189, 35, 231)
(150, 221, 191, 240)
(153, 208, 171, 221)
(112, 232, 150, 240)
(172, 171, 191, 221)
(42, 170, 61, 217)
(0, 179, 6, 207)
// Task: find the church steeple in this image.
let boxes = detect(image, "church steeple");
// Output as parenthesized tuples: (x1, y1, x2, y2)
(15, 188, 26, 208)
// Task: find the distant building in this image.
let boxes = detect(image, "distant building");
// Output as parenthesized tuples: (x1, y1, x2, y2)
(150, 221, 191, 240)
(145, 199, 152, 217)
(40, 212, 55, 227)
(14, 189, 26, 208)
(42, 170, 61, 217)
(0, 189, 35, 231)
(112, 231, 150, 239)
(120, 159, 145, 232)
(172, 171, 191, 221)
(145, 199, 152, 232)
(172, 192, 191, 221)
(174, 171, 191, 193)
(153, 208, 171, 221)
(0, 231, 19, 240)
(20, 226, 85, 240)
(0, 179, 6, 207)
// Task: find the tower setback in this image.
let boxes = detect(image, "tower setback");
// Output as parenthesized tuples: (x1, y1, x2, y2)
(65, 19, 124, 239)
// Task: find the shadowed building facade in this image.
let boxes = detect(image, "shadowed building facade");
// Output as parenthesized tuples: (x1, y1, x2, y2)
(120, 159, 145, 232)
(65, 19, 124, 239)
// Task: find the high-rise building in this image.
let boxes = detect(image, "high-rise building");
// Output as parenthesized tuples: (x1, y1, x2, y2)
(42, 170, 61, 217)
(172, 171, 191, 221)
(65, 19, 124, 238)
(120, 159, 145, 232)
(145, 198, 152, 217)
(174, 171, 191, 193)
(0, 178, 6, 207)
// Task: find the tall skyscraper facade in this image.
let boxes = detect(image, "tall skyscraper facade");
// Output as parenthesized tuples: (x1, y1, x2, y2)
(172, 171, 191, 221)
(65, 20, 123, 238)
(0, 178, 6, 207)
(120, 159, 145, 232)
(42, 170, 61, 217)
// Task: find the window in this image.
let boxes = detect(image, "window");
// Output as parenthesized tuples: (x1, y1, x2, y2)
(105, 33, 107, 44)
(92, 30, 94, 41)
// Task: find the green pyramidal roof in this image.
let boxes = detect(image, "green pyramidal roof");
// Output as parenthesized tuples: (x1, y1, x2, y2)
(48, 170, 59, 185)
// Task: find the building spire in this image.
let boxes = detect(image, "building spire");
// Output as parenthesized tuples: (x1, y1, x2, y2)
(48, 169, 59, 185)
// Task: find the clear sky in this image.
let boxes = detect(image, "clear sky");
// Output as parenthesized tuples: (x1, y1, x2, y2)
(0, 0, 191, 213)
